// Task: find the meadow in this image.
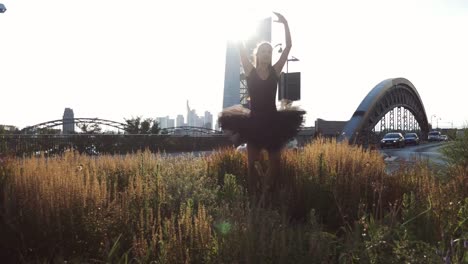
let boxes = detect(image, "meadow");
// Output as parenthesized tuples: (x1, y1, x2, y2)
(1, 139, 467, 263)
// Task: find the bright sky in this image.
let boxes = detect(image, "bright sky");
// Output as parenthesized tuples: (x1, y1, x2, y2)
(1, 0, 467, 130)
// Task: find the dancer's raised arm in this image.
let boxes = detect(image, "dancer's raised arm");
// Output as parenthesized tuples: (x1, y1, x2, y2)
(239, 41, 254, 77)
(273, 12, 292, 76)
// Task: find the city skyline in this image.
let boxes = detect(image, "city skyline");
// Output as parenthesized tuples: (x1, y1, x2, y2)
(0, 100, 216, 130)
(1, 0, 467, 129)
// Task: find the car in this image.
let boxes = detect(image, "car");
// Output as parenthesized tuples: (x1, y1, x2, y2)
(404, 133, 420, 145)
(439, 135, 448, 141)
(380, 132, 405, 148)
(235, 138, 299, 152)
(236, 143, 247, 152)
(428, 131, 442, 142)
(285, 138, 299, 151)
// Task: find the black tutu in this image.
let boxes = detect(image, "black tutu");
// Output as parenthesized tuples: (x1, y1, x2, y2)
(218, 105, 306, 151)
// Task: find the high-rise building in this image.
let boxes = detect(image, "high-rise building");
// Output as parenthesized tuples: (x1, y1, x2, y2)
(222, 17, 272, 109)
(186, 100, 198, 127)
(204, 111, 213, 130)
(194, 116, 203, 128)
(182, 101, 216, 129)
(222, 41, 241, 109)
(156, 116, 169, 129)
(176, 115, 185, 127)
(167, 118, 175, 128)
(62, 108, 75, 134)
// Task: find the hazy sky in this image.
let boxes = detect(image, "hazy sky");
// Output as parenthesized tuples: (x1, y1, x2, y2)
(1, 0, 467, 129)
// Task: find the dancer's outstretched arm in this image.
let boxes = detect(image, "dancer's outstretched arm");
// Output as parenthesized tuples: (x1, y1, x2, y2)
(273, 12, 292, 76)
(239, 41, 254, 76)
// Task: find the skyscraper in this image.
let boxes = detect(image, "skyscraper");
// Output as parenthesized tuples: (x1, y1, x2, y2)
(62, 108, 75, 134)
(156, 117, 168, 129)
(176, 115, 185, 127)
(186, 100, 197, 127)
(204, 111, 213, 129)
(222, 17, 272, 109)
(222, 41, 241, 109)
(167, 118, 175, 128)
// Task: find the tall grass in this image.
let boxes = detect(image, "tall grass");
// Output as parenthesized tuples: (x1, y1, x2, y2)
(1, 139, 467, 263)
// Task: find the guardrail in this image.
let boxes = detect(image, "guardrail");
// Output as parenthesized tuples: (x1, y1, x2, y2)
(0, 134, 232, 156)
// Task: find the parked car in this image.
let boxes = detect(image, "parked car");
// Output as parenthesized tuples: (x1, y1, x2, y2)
(439, 135, 449, 141)
(404, 133, 420, 145)
(285, 138, 299, 151)
(380, 132, 405, 148)
(236, 143, 247, 152)
(236, 138, 299, 152)
(428, 131, 442, 142)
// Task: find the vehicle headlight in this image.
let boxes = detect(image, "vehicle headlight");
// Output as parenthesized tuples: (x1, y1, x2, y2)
(393, 140, 397, 143)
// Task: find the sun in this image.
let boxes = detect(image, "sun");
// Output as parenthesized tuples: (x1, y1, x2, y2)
(223, 9, 271, 43)
(224, 18, 256, 43)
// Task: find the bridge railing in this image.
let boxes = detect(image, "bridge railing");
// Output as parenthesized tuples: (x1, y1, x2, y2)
(0, 134, 232, 156)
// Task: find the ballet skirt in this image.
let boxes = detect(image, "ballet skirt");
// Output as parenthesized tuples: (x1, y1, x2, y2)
(218, 66, 305, 151)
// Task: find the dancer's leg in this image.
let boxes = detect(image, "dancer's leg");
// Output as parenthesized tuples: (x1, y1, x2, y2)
(268, 149, 282, 191)
(247, 143, 261, 196)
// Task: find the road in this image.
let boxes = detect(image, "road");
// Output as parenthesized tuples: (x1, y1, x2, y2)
(161, 142, 451, 174)
(380, 142, 449, 173)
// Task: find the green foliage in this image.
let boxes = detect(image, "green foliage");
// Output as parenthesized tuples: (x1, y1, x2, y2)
(442, 128, 468, 170)
(0, 124, 19, 135)
(124, 116, 160, 134)
(78, 122, 102, 134)
(217, 173, 244, 203)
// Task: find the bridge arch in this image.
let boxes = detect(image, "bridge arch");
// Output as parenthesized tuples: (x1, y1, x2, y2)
(21, 119, 222, 136)
(22, 118, 128, 133)
(339, 78, 429, 145)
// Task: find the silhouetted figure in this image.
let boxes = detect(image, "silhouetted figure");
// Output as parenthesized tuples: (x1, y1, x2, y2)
(218, 12, 305, 200)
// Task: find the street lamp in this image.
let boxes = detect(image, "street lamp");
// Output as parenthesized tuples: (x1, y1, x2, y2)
(286, 56, 299, 75)
(0, 3, 6, 13)
(274, 43, 300, 71)
(431, 114, 437, 129)
(273, 43, 301, 101)
(282, 56, 300, 101)
(436, 117, 442, 129)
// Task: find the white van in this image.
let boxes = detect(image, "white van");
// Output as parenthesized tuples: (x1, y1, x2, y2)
(428, 131, 441, 142)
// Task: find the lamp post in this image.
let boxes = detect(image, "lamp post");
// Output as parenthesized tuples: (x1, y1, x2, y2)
(275, 43, 300, 101)
(286, 56, 299, 75)
(0, 3, 6, 13)
(436, 117, 442, 129)
(431, 114, 437, 129)
(283, 56, 299, 101)
(274, 43, 300, 73)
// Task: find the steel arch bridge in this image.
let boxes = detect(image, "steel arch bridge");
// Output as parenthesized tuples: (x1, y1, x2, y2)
(339, 78, 430, 146)
(22, 118, 129, 133)
(21, 119, 222, 135)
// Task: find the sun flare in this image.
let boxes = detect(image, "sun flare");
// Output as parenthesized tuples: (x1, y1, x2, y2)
(223, 9, 272, 43)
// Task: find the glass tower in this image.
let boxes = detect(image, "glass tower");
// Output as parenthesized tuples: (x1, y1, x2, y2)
(222, 17, 272, 109)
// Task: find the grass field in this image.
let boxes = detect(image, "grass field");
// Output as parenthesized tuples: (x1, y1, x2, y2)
(1, 139, 467, 263)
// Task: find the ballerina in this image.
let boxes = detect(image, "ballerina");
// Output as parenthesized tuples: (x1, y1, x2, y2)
(218, 12, 305, 196)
